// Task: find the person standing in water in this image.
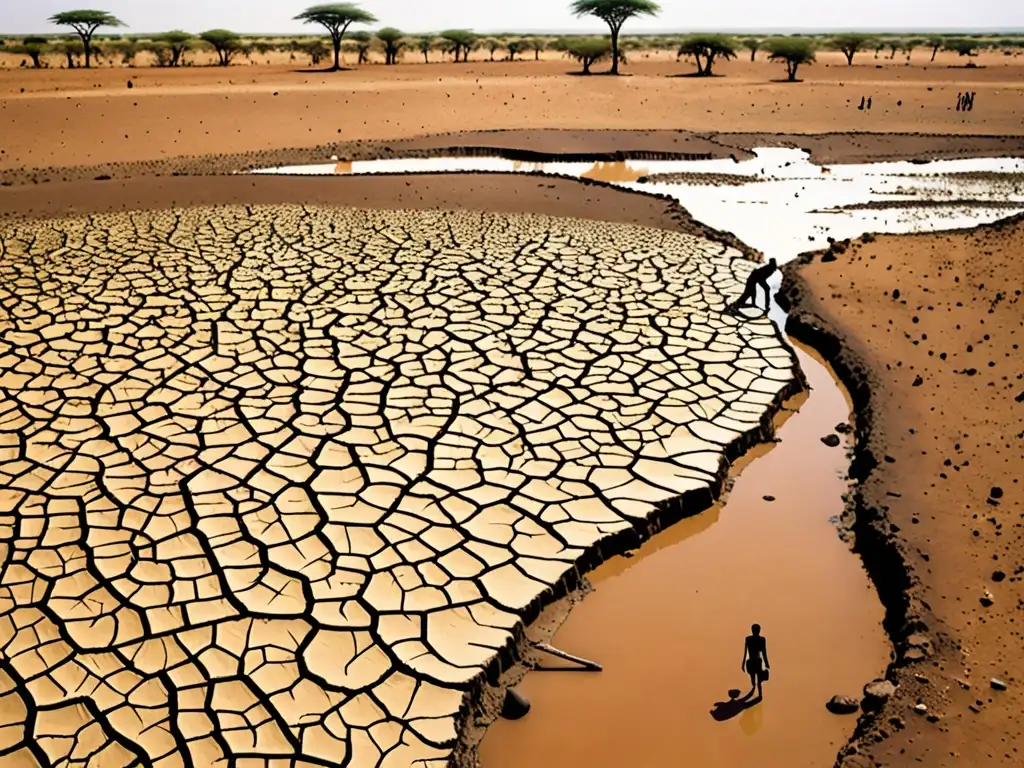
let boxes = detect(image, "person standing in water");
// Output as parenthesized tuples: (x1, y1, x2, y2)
(728, 259, 778, 314)
(742, 624, 770, 699)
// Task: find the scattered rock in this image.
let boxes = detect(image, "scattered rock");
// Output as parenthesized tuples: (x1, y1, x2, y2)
(989, 486, 1003, 500)
(763, 495, 776, 502)
(501, 687, 531, 720)
(827, 695, 861, 715)
(980, 591, 994, 607)
(835, 423, 852, 434)
(992, 570, 1006, 582)
(914, 702, 929, 714)
(126, 80, 133, 89)
(912, 375, 923, 387)
(821, 434, 841, 447)
(862, 679, 897, 711)
(926, 713, 941, 723)
(955, 678, 971, 690)
(892, 288, 900, 300)
(991, 678, 1008, 691)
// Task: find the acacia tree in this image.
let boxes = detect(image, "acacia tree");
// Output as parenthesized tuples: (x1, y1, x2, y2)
(567, 38, 613, 74)
(483, 37, 501, 61)
(48, 10, 124, 68)
(832, 33, 873, 65)
(741, 37, 760, 61)
(376, 27, 405, 64)
(569, 0, 661, 75)
(677, 34, 736, 76)
(416, 36, 435, 63)
(303, 39, 331, 65)
(507, 38, 528, 61)
(294, 4, 377, 70)
(347, 31, 372, 64)
(155, 31, 192, 67)
(200, 30, 242, 66)
(54, 39, 85, 68)
(768, 37, 815, 82)
(944, 38, 979, 60)
(16, 37, 48, 68)
(524, 37, 546, 60)
(440, 30, 476, 62)
(927, 36, 944, 62)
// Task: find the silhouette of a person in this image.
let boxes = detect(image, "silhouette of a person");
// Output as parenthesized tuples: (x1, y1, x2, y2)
(742, 624, 770, 698)
(729, 259, 778, 313)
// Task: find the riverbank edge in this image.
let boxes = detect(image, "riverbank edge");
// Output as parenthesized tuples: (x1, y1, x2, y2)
(5, 129, 1024, 187)
(777, 212, 1024, 766)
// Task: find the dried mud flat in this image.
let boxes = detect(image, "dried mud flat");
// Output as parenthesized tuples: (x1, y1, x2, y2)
(0, 203, 797, 767)
(783, 216, 1024, 767)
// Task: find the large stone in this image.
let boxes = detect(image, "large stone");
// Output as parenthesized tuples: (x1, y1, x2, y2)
(501, 687, 531, 720)
(862, 679, 897, 712)
(826, 695, 861, 715)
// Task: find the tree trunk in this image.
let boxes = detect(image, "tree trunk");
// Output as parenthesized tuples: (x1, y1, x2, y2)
(750, 49, 756, 62)
(788, 61, 798, 81)
(931, 46, 939, 62)
(332, 37, 341, 70)
(610, 25, 621, 75)
(845, 51, 854, 65)
(535, 50, 540, 61)
(84, 36, 92, 68)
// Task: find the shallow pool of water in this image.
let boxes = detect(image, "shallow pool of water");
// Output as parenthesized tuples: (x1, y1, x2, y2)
(478, 342, 891, 768)
(252, 149, 1024, 265)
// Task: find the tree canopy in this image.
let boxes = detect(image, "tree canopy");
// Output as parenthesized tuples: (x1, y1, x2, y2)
(295, 4, 377, 70)
(767, 37, 816, 81)
(569, 0, 661, 74)
(48, 9, 125, 68)
(831, 33, 874, 65)
(677, 34, 736, 76)
(200, 29, 242, 67)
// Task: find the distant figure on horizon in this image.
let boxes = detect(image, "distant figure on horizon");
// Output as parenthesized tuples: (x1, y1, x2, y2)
(728, 258, 778, 314)
(742, 624, 770, 699)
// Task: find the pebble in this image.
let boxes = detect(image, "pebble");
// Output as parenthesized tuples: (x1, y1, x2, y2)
(914, 702, 929, 714)
(763, 495, 776, 502)
(821, 434, 841, 447)
(980, 591, 994, 607)
(991, 678, 1008, 691)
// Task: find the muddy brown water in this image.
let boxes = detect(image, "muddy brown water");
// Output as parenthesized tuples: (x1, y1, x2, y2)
(479, 342, 891, 768)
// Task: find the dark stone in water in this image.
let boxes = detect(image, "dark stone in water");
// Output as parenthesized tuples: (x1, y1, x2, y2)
(501, 688, 531, 720)
(821, 434, 841, 447)
(827, 695, 860, 715)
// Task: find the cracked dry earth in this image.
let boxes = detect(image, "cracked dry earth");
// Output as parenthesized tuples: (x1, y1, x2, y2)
(0, 205, 797, 768)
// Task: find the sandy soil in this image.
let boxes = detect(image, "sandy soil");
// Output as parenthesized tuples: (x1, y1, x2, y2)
(478, 344, 891, 768)
(2, 51, 1022, 175)
(0, 172, 733, 244)
(784, 217, 1024, 767)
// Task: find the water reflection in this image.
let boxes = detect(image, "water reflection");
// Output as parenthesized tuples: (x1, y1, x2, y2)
(581, 161, 650, 183)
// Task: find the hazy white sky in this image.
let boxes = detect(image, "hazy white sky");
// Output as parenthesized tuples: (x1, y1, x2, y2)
(4, 0, 1022, 35)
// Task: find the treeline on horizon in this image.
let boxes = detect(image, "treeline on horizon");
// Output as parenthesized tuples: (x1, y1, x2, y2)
(3, 4, 1022, 76)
